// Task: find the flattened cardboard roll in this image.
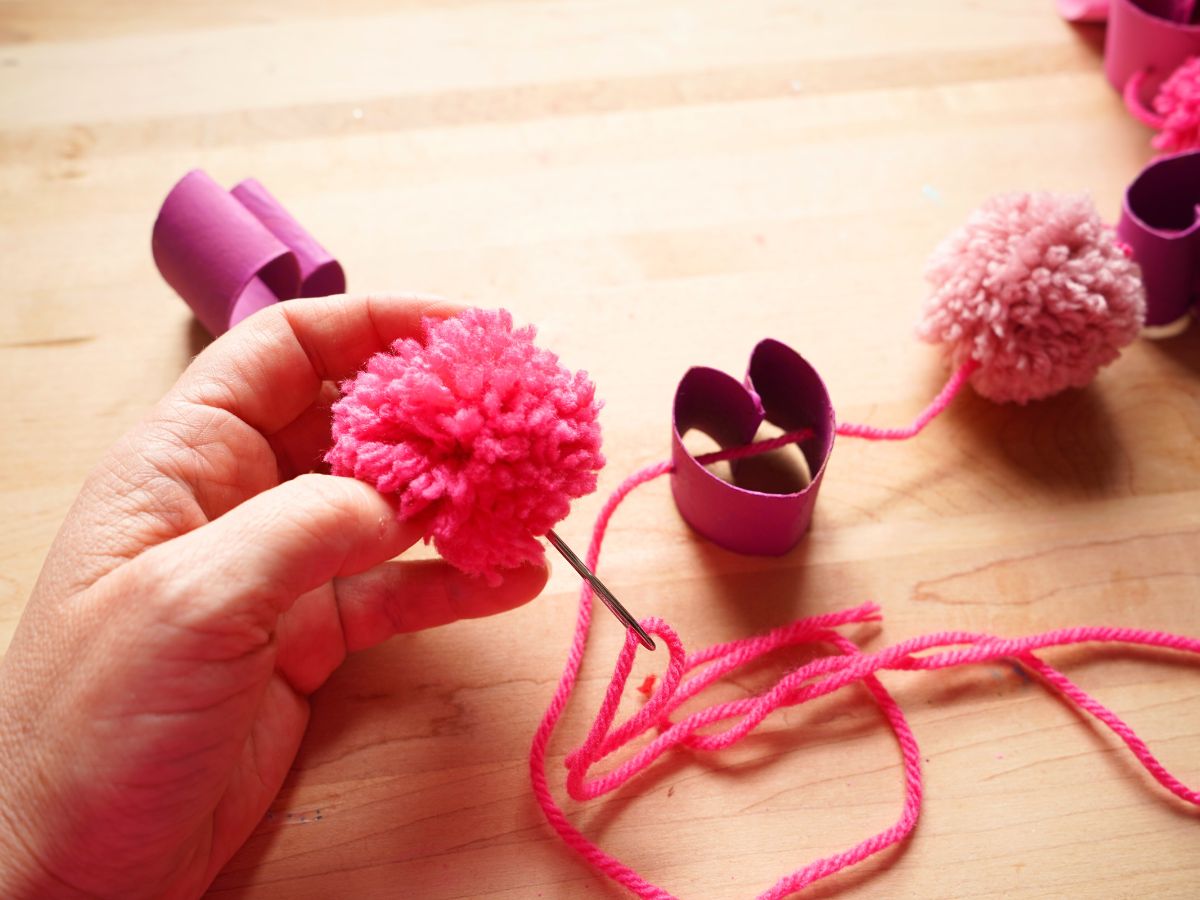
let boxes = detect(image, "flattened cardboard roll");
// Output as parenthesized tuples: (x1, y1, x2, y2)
(152, 170, 345, 335)
(670, 340, 836, 556)
(231, 179, 346, 300)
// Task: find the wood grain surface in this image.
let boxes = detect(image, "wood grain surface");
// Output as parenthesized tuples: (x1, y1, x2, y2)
(1, 1, 1198, 897)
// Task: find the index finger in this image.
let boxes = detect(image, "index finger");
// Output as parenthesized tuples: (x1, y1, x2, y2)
(172, 293, 464, 435)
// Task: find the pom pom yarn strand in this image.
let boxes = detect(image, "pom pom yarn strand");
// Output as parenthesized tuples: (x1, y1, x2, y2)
(835, 359, 978, 441)
(530, 447, 1200, 899)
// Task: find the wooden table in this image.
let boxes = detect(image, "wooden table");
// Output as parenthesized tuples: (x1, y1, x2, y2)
(2, 2, 1197, 897)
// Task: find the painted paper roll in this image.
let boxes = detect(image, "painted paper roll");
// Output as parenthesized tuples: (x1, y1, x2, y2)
(152, 170, 345, 335)
(670, 339, 836, 556)
(1118, 150, 1200, 334)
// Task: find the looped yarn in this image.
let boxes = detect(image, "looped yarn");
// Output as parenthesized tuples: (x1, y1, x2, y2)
(917, 192, 1145, 404)
(1124, 58, 1200, 154)
(530, 457, 1200, 899)
(326, 308, 604, 583)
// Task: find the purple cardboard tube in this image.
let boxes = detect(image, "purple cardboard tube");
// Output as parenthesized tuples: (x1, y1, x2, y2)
(152, 170, 346, 335)
(670, 339, 835, 556)
(1118, 150, 1200, 333)
(231, 179, 345, 298)
(1105, 0, 1200, 97)
(152, 170, 300, 335)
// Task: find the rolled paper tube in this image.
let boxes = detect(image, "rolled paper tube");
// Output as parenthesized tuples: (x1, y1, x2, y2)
(231, 179, 346, 298)
(1118, 150, 1200, 333)
(152, 170, 301, 335)
(228, 276, 284, 329)
(671, 339, 835, 556)
(1105, 0, 1200, 97)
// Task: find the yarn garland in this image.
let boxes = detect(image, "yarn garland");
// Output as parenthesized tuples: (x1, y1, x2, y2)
(146, 26, 1195, 892)
(316, 272, 1176, 900)
(325, 308, 604, 583)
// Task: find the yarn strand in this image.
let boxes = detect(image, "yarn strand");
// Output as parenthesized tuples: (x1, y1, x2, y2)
(1123, 69, 1167, 129)
(835, 358, 978, 440)
(680, 359, 973, 455)
(529, 449, 1200, 899)
(693, 428, 814, 464)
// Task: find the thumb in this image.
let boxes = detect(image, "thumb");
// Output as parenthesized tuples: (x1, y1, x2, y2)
(147, 474, 427, 629)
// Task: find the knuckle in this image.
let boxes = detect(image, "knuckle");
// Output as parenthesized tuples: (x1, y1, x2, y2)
(288, 474, 367, 531)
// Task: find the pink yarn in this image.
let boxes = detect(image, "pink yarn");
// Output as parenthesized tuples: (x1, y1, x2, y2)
(917, 192, 1145, 404)
(326, 308, 603, 582)
(836, 358, 977, 440)
(531, 444, 1200, 898)
(1124, 59, 1200, 154)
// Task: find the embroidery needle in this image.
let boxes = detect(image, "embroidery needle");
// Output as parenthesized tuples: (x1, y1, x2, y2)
(545, 529, 655, 651)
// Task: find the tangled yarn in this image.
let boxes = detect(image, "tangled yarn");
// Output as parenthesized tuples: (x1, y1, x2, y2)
(530, 454, 1200, 899)
(917, 192, 1145, 404)
(325, 308, 604, 582)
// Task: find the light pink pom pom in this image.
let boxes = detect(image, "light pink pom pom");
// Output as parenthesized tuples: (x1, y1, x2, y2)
(917, 192, 1145, 404)
(326, 308, 604, 582)
(1151, 57, 1200, 154)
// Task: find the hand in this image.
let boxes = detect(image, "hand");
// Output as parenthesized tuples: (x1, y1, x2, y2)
(0, 295, 549, 899)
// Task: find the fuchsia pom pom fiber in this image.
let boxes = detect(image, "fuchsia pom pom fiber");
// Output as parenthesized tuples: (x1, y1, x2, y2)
(917, 192, 1145, 404)
(1151, 57, 1200, 154)
(325, 308, 604, 582)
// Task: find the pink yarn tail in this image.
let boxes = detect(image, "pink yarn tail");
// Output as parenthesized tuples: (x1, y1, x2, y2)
(1018, 653, 1199, 805)
(529, 460, 676, 899)
(1123, 69, 1167, 130)
(836, 358, 977, 441)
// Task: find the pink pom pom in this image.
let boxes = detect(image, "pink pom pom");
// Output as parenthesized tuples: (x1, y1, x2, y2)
(1151, 57, 1200, 155)
(326, 308, 604, 583)
(917, 192, 1145, 404)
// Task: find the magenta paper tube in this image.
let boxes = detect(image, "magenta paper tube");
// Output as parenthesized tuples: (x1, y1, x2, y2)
(1105, 0, 1200, 97)
(1118, 150, 1200, 331)
(670, 339, 836, 556)
(152, 170, 345, 335)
